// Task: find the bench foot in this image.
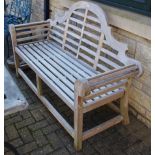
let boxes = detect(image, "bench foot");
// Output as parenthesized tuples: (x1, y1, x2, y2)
(120, 92, 130, 125)
(74, 138, 82, 151)
(74, 108, 83, 151)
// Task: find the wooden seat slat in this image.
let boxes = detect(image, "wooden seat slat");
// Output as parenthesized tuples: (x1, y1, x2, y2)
(44, 41, 97, 76)
(35, 42, 84, 79)
(25, 44, 75, 91)
(18, 46, 75, 100)
(15, 47, 74, 108)
(40, 42, 90, 78)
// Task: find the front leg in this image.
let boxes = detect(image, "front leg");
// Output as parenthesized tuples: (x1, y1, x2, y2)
(74, 96, 83, 151)
(74, 79, 88, 150)
(120, 78, 132, 125)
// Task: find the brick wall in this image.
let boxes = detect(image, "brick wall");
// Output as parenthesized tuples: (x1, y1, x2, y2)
(112, 28, 151, 127)
(49, 0, 151, 127)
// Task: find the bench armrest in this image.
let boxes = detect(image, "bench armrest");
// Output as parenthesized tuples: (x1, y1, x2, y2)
(9, 20, 51, 47)
(75, 64, 139, 99)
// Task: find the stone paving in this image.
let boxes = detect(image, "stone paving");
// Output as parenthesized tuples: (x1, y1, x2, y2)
(4, 67, 151, 155)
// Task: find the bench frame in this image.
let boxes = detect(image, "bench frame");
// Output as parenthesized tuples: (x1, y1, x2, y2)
(9, 1, 143, 150)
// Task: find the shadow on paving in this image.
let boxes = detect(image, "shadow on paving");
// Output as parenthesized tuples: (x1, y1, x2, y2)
(4, 66, 151, 155)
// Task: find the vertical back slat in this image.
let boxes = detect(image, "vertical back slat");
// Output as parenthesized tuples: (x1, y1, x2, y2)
(76, 9, 88, 58)
(94, 32, 104, 69)
(62, 19, 69, 50)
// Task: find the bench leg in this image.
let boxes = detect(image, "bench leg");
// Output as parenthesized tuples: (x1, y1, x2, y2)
(74, 96, 83, 151)
(120, 91, 129, 125)
(120, 79, 131, 125)
(14, 53, 20, 77)
(36, 75, 42, 96)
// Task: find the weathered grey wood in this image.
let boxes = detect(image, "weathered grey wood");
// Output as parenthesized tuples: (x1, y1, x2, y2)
(36, 75, 43, 96)
(15, 20, 50, 28)
(25, 44, 74, 91)
(43, 41, 96, 77)
(94, 32, 104, 69)
(84, 80, 127, 100)
(81, 38, 98, 49)
(16, 28, 49, 36)
(74, 80, 87, 150)
(9, 24, 19, 76)
(18, 46, 74, 100)
(15, 47, 74, 110)
(32, 43, 76, 83)
(15, 21, 50, 31)
(10, 1, 143, 151)
(76, 9, 88, 58)
(66, 38, 79, 47)
(83, 31, 100, 40)
(87, 65, 137, 82)
(83, 89, 124, 113)
(68, 24, 81, 32)
(34, 43, 83, 80)
(49, 35, 63, 45)
(17, 34, 48, 43)
(87, 15, 101, 23)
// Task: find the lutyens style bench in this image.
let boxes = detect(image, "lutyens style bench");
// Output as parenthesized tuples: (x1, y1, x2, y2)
(9, 1, 143, 150)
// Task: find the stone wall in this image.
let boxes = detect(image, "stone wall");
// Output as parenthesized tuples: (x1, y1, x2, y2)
(31, 0, 44, 22)
(49, 0, 151, 127)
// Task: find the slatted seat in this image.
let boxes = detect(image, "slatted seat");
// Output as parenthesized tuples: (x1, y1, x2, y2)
(16, 40, 98, 109)
(16, 40, 125, 111)
(10, 1, 143, 151)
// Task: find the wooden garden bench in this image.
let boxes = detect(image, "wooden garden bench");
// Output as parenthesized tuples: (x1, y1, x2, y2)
(9, 1, 143, 150)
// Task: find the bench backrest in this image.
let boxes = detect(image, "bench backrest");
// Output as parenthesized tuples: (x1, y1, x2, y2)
(49, 1, 141, 74)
